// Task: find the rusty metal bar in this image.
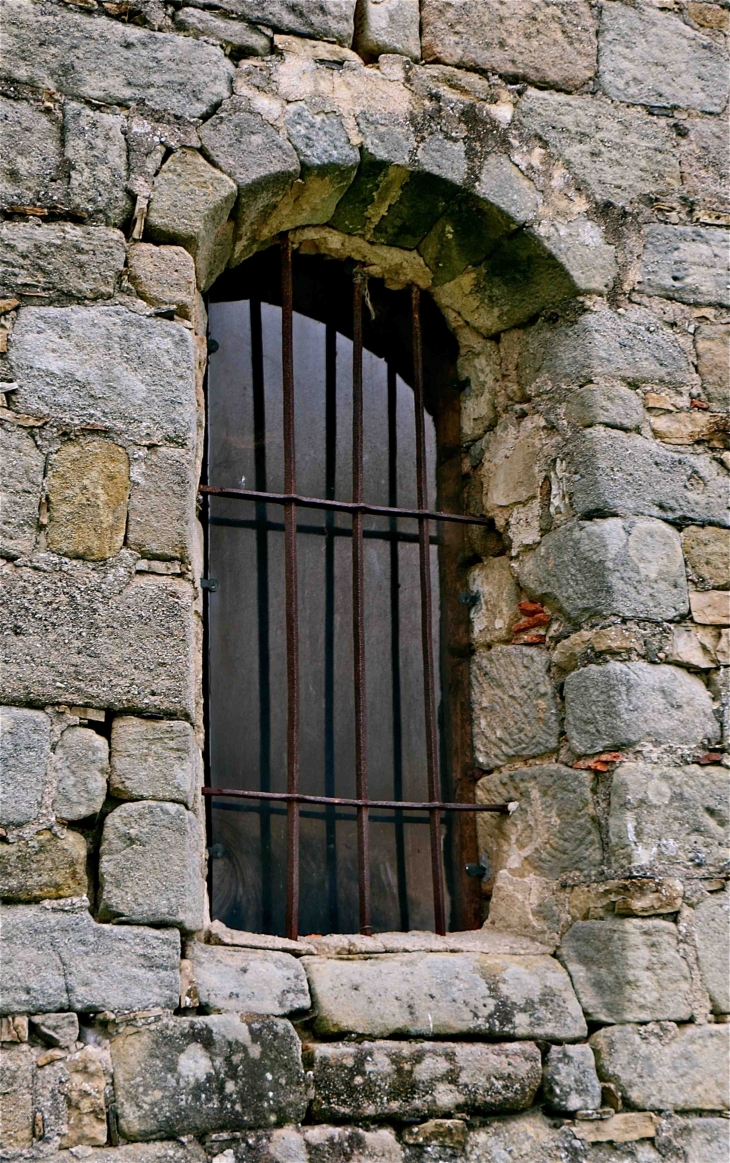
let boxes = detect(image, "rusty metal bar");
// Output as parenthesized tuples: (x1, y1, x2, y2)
(352, 272, 372, 935)
(412, 285, 446, 935)
(281, 236, 300, 941)
(203, 787, 513, 813)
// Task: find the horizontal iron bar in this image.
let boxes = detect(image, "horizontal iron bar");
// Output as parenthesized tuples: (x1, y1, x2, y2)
(202, 787, 513, 813)
(209, 515, 439, 545)
(201, 485, 492, 528)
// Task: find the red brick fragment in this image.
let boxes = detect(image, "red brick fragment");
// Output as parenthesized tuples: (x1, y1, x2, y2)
(690, 398, 710, 410)
(574, 752, 623, 772)
(513, 612, 551, 633)
(518, 600, 545, 616)
(512, 633, 547, 645)
(697, 752, 723, 764)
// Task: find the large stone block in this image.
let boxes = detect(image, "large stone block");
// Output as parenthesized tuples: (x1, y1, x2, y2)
(0, 829, 87, 901)
(599, 2, 729, 114)
(34, 1043, 108, 1149)
(657, 1116, 730, 1163)
(679, 114, 730, 219)
(0, 95, 65, 212)
(310, 1040, 542, 1120)
(517, 518, 688, 624)
(0, 222, 125, 301)
(201, 1126, 403, 1162)
(693, 888, 730, 1014)
(565, 382, 643, 432)
(421, 0, 597, 92)
(682, 526, 730, 590)
(173, 9, 272, 56)
(563, 428, 729, 528)
(608, 762, 729, 873)
(0, 556, 196, 718)
(590, 1022, 729, 1112)
(516, 90, 679, 208)
(110, 717, 196, 806)
(560, 918, 692, 1024)
(471, 647, 560, 770)
(63, 103, 131, 227)
(468, 557, 521, 648)
(53, 726, 109, 821)
(190, 943, 310, 1014)
(640, 225, 729, 308)
(47, 440, 130, 562)
(111, 1013, 308, 1139)
(696, 322, 730, 410)
(0, 1044, 33, 1150)
(2, 0, 234, 118)
(0, 706, 50, 828)
(564, 662, 719, 753)
(0, 422, 44, 559)
(354, 0, 420, 61)
(127, 244, 197, 322)
(0, 904, 180, 1015)
(127, 445, 197, 562)
(185, 0, 356, 45)
(99, 801, 204, 931)
(542, 1043, 601, 1114)
(10, 306, 197, 447)
(303, 952, 587, 1039)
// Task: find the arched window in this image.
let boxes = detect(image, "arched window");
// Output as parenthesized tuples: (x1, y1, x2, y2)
(203, 241, 505, 939)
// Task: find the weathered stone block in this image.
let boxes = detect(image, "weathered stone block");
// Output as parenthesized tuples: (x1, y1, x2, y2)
(30, 1012, 79, 1049)
(206, 1126, 403, 1162)
(0, 829, 87, 902)
(35, 1043, 108, 1148)
(640, 225, 729, 307)
(0, 95, 65, 212)
(683, 526, 730, 591)
(64, 103, 131, 227)
(468, 557, 520, 647)
(110, 717, 195, 806)
(695, 321, 729, 409)
(565, 382, 643, 432)
(517, 518, 688, 624)
(127, 244, 197, 322)
(657, 1116, 730, 1163)
(542, 1043, 601, 1113)
(174, 9, 271, 55)
(0, 423, 43, 559)
(47, 440, 130, 562)
(693, 888, 730, 1014)
(564, 429, 729, 528)
(590, 1022, 729, 1112)
(354, 0, 420, 61)
(190, 943, 310, 1014)
(422, 0, 597, 91)
(690, 590, 730, 626)
(99, 801, 204, 931)
(0, 706, 50, 828)
(471, 647, 560, 770)
(564, 662, 719, 753)
(483, 416, 545, 510)
(0, 1044, 33, 1150)
(127, 445, 197, 562)
(560, 918, 692, 1024)
(186, 0, 356, 45)
(476, 764, 602, 881)
(111, 1013, 308, 1139)
(679, 114, 730, 218)
(608, 762, 729, 873)
(146, 150, 238, 291)
(303, 952, 587, 1039)
(0, 556, 196, 718)
(310, 1040, 542, 1120)
(0, 223, 125, 301)
(34, 1143, 206, 1163)
(2, 0, 234, 118)
(53, 726, 109, 821)
(599, 2, 730, 113)
(10, 306, 197, 447)
(0, 904, 180, 1015)
(485, 871, 571, 949)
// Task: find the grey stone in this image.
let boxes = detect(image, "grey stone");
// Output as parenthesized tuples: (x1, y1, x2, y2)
(303, 952, 587, 1039)
(639, 224, 730, 308)
(474, 155, 541, 227)
(111, 1012, 308, 1139)
(190, 943, 310, 1014)
(52, 726, 109, 821)
(534, 218, 617, 297)
(205, 1126, 404, 1162)
(657, 1116, 730, 1163)
(310, 1040, 542, 1120)
(2, 0, 234, 119)
(682, 526, 730, 591)
(0, 1044, 33, 1150)
(679, 115, 730, 218)
(0, 707, 50, 828)
(10, 306, 197, 447)
(599, 2, 730, 114)
(0, 423, 43, 559)
(0, 829, 88, 902)
(146, 149, 238, 292)
(469, 557, 520, 648)
(564, 662, 720, 753)
(0, 555, 196, 719)
(174, 9, 272, 55)
(63, 103, 131, 227)
(355, 0, 420, 61)
(127, 445, 197, 563)
(39, 1145, 207, 1163)
(515, 89, 680, 208)
(99, 800, 204, 931)
(183, 0, 356, 45)
(565, 383, 643, 431)
(710, 666, 730, 746)
(421, 0, 597, 92)
(542, 1044, 601, 1113)
(471, 646, 561, 770)
(127, 244, 197, 321)
(563, 428, 730, 528)
(590, 1022, 729, 1112)
(0, 96, 65, 212)
(608, 762, 729, 874)
(467, 1112, 661, 1163)
(110, 717, 196, 806)
(517, 518, 689, 624)
(693, 888, 730, 1014)
(0, 903, 180, 1015)
(560, 918, 692, 1023)
(0, 222, 125, 301)
(30, 1012, 79, 1048)
(33, 1042, 108, 1149)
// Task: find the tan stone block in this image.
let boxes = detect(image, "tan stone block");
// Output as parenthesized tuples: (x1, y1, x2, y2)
(0, 1016, 28, 1043)
(47, 439, 130, 561)
(668, 624, 720, 669)
(469, 557, 521, 647)
(688, 2, 729, 32)
(486, 870, 570, 947)
(682, 525, 730, 589)
(0, 1044, 33, 1150)
(61, 1046, 108, 1148)
(695, 323, 729, 410)
(650, 409, 728, 445)
(572, 1112, 658, 1143)
(0, 829, 87, 901)
(690, 590, 730, 626)
(569, 878, 684, 921)
(127, 243, 196, 321)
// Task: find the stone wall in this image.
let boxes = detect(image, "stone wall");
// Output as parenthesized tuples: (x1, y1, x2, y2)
(0, 0, 728, 1160)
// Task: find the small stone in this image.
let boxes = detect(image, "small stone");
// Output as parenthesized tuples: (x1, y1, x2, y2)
(0, 422, 44, 559)
(564, 662, 720, 754)
(354, 0, 420, 61)
(402, 1119, 467, 1148)
(692, 887, 730, 1014)
(52, 727, 108, 822)
(590, 1022, 729, 1112)
(0, 1044, 34, 1149)
(471, 646, 561, 770)
(189, 943, 310, 1015)
(0, 96, 65, 213)
(570, 878, 684, 922)
(572, 1112, 659, 1144)
(47, 440, 130, 562)
(208, 919, 315, 956)
(483, 417, 546, 510)
(0, 1016, 28, 1043)
(30, 1012, 80, 1049)
(468, 557, 521, 647)
(174, 9, 272, 56)
(127, 244, 197, 322)
(0, 223, 126, 302)
(127, 445, 197, 563)
(146, 149, 238, 292)
(650, 409, 728, 446)
(99, 800, 204, 932)
(560, 918, 692, 1024)
(683, 526, 730, 590)
(34, 1044, 108, 1148)
(543, 1044, 601, 1114)
(110, 717, 196, 806)
(64, 103, 131, 227)
(0, 707, 50, 828)
(457, 329, 500, 443)
(565, 383, 643, 432)
(310, 1040, 542, 1120)
(640, 225, 729, 308)
(691, 590, 730, 626)
(669, 622, 721, 670)
(111, 1012, 308, 1138)
(695, 322, 729, 410)
(0, 830, 87, 902)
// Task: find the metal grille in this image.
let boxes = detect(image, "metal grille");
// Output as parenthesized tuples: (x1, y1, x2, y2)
(202, 238, 510, 939)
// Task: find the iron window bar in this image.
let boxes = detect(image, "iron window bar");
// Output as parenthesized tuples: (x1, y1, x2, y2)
(203, 236, 511, 941)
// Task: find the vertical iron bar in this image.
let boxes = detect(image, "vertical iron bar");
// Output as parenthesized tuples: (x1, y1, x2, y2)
(388, 363, 409, 932)
(323, 323, 339, 932)
(281, 236, 300, 941)
(352, 272, 372, 935)
(412, 285, 447, 935)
